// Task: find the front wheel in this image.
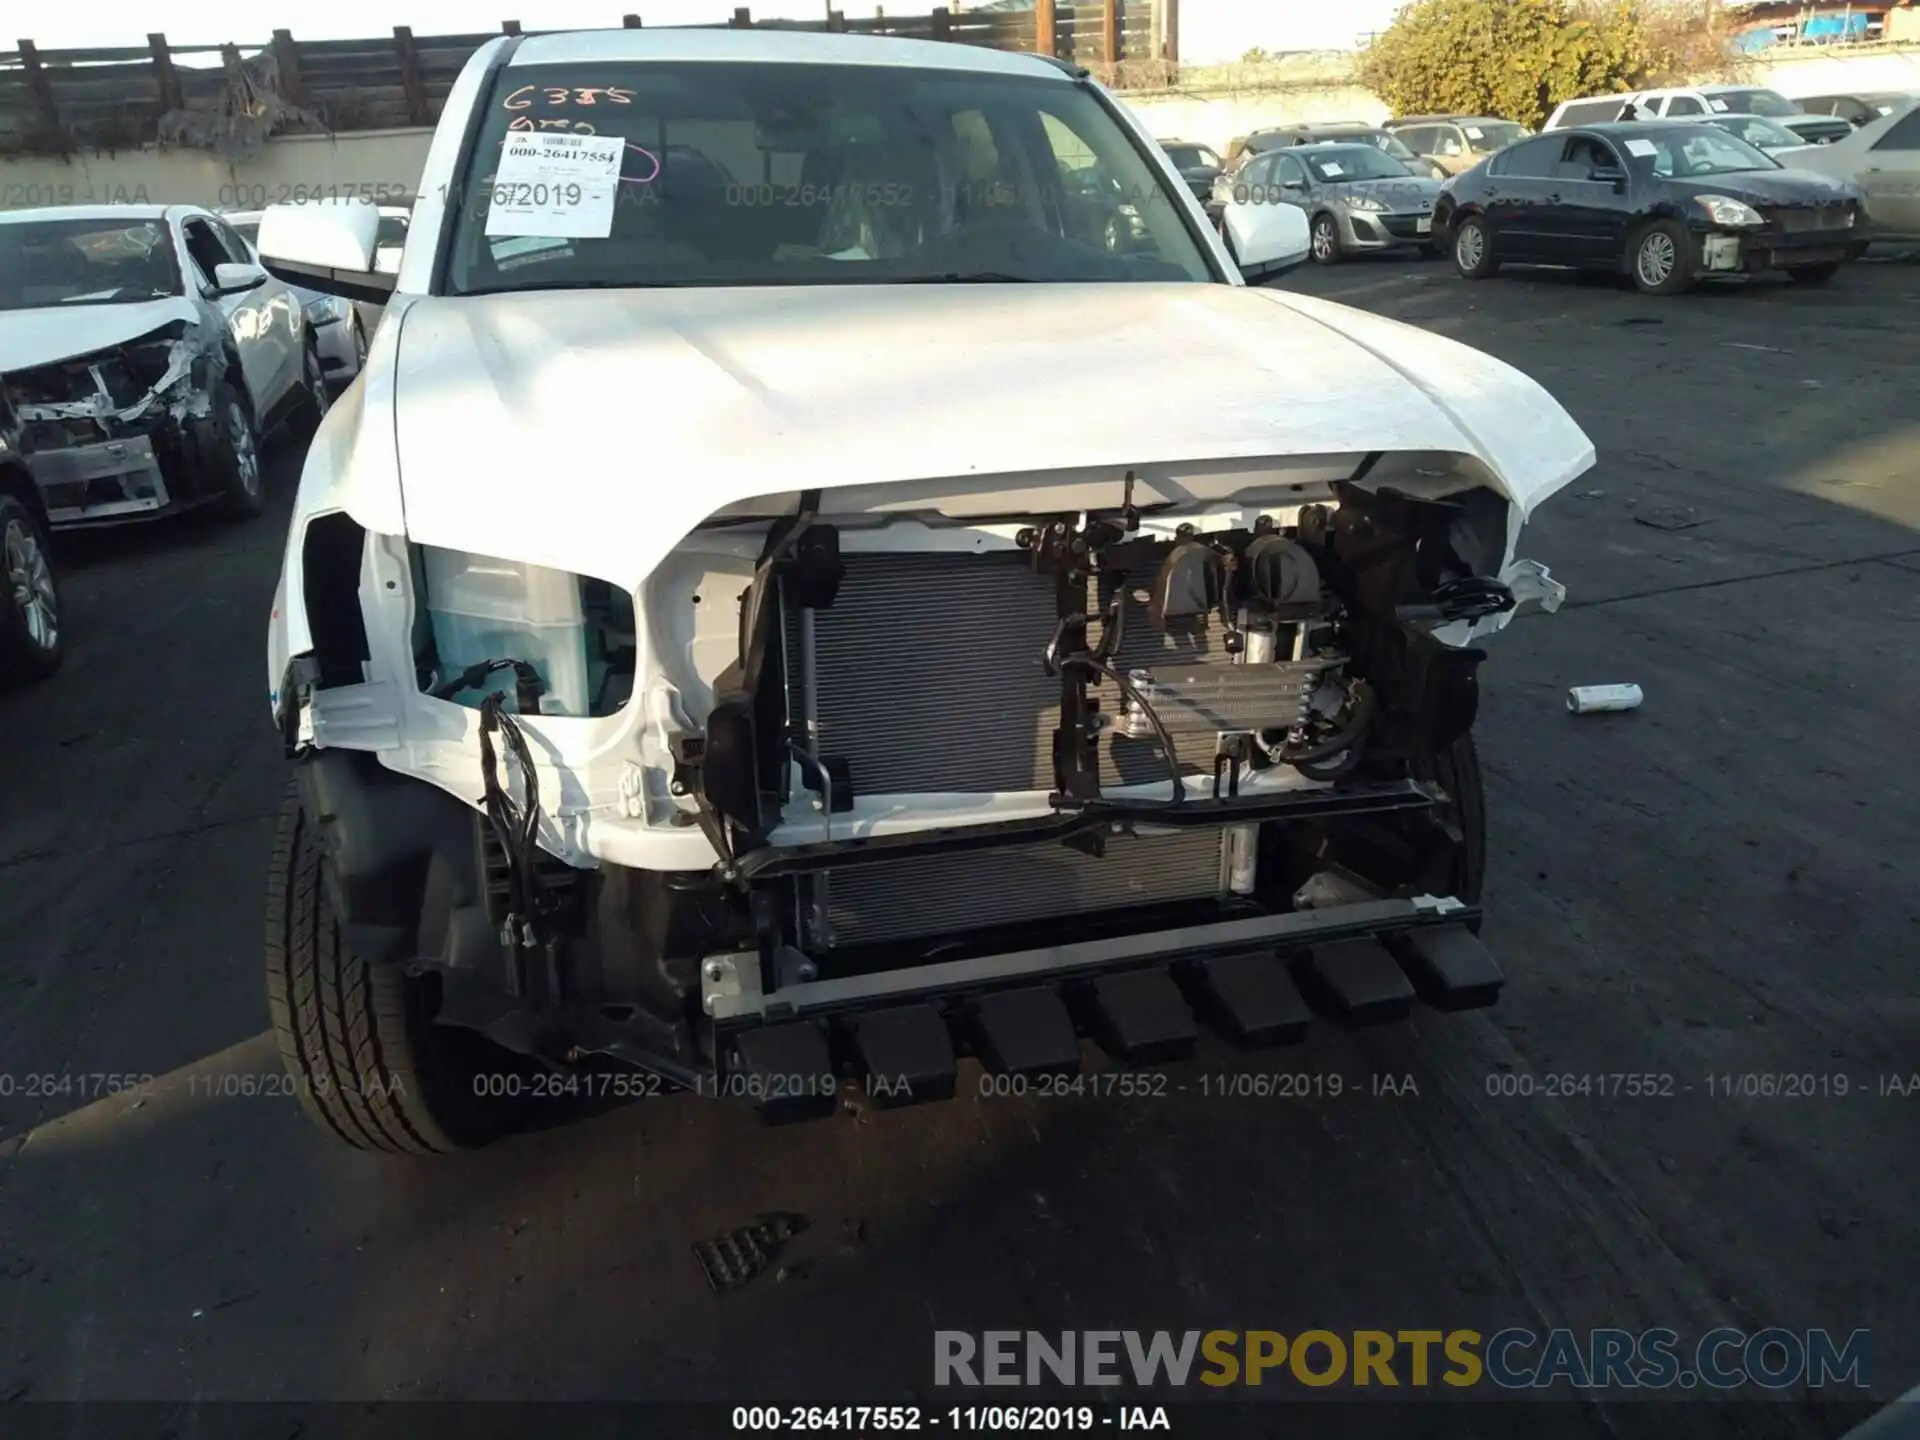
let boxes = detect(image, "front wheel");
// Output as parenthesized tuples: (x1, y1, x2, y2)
(1309, 212, 1343, 265)
(212, 382, 265, 519)
(1452, 215, 1499, 278)
(0, 492, 61, 685)
(1629, 219, 1696, 296)
(1785, 261, 1843, 285)
(266, 782, 518, 1153)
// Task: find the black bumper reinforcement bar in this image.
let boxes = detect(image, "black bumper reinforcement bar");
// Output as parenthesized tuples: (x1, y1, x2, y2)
(727, 778, 1444, 883)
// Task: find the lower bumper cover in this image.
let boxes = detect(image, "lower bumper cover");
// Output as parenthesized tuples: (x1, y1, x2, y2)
(1701, 228, 1859, 274)
(29, 414, 220, 527)
(30, 434, 170, 524)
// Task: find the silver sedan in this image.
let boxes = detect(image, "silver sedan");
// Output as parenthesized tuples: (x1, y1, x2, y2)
(1234, 143, 1445, 264)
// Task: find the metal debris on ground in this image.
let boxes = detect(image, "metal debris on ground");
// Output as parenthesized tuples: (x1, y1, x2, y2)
(1567, 684, 1644, 715)
(1633, 506, 1709, 532)
(1722, 341, 1789, 354)
(694, 1213, 809, 1293)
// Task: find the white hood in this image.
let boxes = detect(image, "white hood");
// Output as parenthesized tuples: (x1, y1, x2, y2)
(383, 282, 1594, 588)
(0, 296, 204, 374)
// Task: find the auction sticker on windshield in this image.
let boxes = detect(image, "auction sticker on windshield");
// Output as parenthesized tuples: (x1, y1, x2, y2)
(485, 132, 623, 239)
(1625, 139, 1658, 157)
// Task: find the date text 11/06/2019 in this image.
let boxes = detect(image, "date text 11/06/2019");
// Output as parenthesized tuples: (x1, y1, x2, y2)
(731, 1405, 1170, 1432)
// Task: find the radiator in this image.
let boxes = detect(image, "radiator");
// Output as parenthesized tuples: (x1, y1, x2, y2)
(786, 550, 1240, 949)
(786, 552, 1240, 798)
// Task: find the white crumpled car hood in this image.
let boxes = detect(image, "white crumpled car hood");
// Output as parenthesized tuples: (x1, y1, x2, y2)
(376, 281, 1594, 589)
(0, 295, 205, 374)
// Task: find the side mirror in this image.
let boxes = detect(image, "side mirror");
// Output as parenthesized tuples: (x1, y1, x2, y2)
(1282, 180, 1307, 192)
(1590, 166, 1626, 187)
(257, 199, 397, 305)
(210, 261, 266, 294)
(1224, 199, 1310, 278)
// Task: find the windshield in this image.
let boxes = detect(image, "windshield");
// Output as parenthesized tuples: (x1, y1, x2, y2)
(0, 218, 182, 311)
(1301, 146, 1416, 182)
(1710, 88, 1798, 118)
(1627, 127, 1778, 178)
(1463, 121, 1528, 153)
(1163, 144, 1220, 170)
(445, 61, 1215, 294)
(1708, 115, 1801, 150)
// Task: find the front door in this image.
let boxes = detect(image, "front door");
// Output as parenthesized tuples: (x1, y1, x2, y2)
(1482, 136, 1563, 260)
(1551, 134, 1633, 263)
(178, 217, 285, 411)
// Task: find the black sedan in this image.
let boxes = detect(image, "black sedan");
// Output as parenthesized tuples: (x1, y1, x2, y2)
(1433, 122, 1868, 295)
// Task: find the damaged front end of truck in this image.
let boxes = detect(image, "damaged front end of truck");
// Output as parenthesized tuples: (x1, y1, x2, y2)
(271, 414, 1578, 1144)
(6, 316, 232, 527)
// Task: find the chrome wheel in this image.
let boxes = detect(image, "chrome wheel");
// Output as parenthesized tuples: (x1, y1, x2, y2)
(1455, 223, 1485, 270)
(5, 518, 57, 654)
(229, 401, 260, 497)
(1636, 231, 1677, 289)
(1311, 216, 1338, 261)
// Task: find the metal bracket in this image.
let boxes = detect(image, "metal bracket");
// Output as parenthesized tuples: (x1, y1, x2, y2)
(700, 950, 764, 1018)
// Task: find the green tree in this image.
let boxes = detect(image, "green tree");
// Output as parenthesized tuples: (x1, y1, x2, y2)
(1357, 0, 1718, 129)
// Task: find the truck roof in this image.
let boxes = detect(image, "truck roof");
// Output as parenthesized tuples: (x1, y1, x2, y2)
(507, 26, 1069, 80)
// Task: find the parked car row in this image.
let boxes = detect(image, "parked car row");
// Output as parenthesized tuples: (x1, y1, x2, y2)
(1543, 84, 1856, 146)
(1177, 88, 1916, 297)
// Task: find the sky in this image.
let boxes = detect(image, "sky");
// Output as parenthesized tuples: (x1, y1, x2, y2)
(22, 0, 1402, 54)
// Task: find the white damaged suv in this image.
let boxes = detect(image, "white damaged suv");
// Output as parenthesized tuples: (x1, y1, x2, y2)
(257, 28, 1591, 1153)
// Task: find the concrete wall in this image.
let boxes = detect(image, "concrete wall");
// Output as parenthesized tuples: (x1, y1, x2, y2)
(1120, 86, 1388, 150)
(1117, 53, 1385, 153)
(1747, 43, 1920, 96)
(0, 128, 433, 212)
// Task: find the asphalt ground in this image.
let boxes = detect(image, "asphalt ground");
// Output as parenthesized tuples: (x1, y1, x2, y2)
(1, 251, 1916, 1439)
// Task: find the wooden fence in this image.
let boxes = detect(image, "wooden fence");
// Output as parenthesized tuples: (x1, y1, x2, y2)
(0, 4, 1170, 156)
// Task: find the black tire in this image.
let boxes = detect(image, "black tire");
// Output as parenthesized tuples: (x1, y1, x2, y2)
(266, 782, 515, 1153)
(212, 381, 266, 519)
(288, 340, 331, 442)
(0, 490, 62, 685)
(1452, 214, 1499, 278)
(1628, 218, 1696, 296)
(1309, 212, 1343, 265)
(1785, 261, 1843, 285)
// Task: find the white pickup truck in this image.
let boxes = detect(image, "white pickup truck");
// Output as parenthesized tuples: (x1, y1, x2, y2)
(255, 26, 1590, 1153)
